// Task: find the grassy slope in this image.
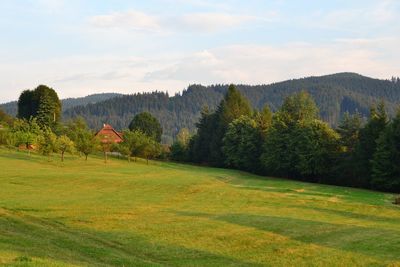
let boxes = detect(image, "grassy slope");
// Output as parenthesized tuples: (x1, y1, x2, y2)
(0, 149, 399, 267)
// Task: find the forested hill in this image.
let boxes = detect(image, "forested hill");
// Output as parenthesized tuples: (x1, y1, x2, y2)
(3, 73, 400, 143)
(0, 93, 121, 117)
(63, 73, 400, 142)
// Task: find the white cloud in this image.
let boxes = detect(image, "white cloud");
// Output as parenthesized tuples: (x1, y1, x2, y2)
(177, 13, 258, 32)
(88, 10, 263, 34)
(144, 38, 400, 85)
(89, 11, 161, 32)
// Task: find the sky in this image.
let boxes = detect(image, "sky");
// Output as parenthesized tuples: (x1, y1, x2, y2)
(0, 0, 399, 103)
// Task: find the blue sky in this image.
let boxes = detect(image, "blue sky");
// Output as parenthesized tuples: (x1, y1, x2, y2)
(1, 0, 399, 102)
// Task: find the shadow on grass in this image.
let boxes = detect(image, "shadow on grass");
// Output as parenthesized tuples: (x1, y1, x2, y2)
(214, 174, 391, 206)
(289, 205, 400, 226)
(176, 211, 400, 261)
(0, 209, 259, 266)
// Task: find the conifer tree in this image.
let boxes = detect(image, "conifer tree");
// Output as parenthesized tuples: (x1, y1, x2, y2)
(371, 110, 400, 191)
(254, 105, 273, 135)
(261, 92, 338, 180)
(333, 112, 363, 186)
(337, 112, 362, 153)
(209, 85, 252, 166)
(354, 101, 388, 187)
(223, 116, 262, 172)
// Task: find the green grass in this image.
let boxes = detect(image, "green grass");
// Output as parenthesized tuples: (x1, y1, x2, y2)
(0, 149, 399, 266)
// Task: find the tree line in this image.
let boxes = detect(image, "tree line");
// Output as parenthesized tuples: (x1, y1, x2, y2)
(170, 85, 400, 193)
(59, 72, 400, 143)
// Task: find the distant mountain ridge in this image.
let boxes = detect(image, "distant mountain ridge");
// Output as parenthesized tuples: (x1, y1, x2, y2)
(2, 73, 400, 143)
(0, 93, 122, 117)
(64, 73, 400, 143)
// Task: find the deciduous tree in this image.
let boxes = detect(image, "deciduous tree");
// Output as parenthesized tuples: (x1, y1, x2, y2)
(57, 135, 75, 162)
(129, 112, 163, 142)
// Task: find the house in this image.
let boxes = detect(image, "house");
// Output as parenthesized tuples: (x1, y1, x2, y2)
(95, 124, 123, 144)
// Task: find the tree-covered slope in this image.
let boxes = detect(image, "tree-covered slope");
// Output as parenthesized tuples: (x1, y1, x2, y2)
(63, 73, 400, 142)
(0, 93, 121, 117)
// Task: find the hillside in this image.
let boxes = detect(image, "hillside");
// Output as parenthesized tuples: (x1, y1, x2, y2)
(63, 73, 400, 142)
(0, 149, 399, 266)
(2, 73, 400, 142)
(0, 93, 121, 117)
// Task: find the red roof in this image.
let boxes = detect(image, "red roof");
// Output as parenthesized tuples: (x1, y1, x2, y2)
(95, 124, 123, 144)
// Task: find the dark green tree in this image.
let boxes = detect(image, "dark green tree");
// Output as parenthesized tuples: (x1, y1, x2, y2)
(279, 91, 319, 123)
(208, 85, 252, 166)
(36, 91, 56, 129)
(17, 85, 61, 129)
(261, 113, 295, 178)
(332, 112, 363, 186)
(187, 107, 218, 163)
(17, 90, 35, 119)
(129, 112, 163, 142)
(261, 92, 319, 178)
(292, 120, 340, 181)
(219, 85, 252, 125)
(261, 92, 338, 181)
(371, 110, 400, 192)
(223, 116, 263, 172)
(354, 101, 388, 187)
(337, 112, 363, 153)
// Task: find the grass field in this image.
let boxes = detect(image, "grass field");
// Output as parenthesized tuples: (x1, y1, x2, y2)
(0, 149, 399, 266)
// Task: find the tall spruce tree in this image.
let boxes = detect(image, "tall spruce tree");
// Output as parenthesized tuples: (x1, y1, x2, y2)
(333, 112, 363, 186)
(208, 84, 252, 166)
(187, 107, 218, 163)
(337, 112, 362, 153)
(354, 101, 388, 187)
(371, 110, 400, 192)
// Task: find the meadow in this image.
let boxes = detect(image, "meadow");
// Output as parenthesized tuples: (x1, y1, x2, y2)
(0, 149, 399, 266)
